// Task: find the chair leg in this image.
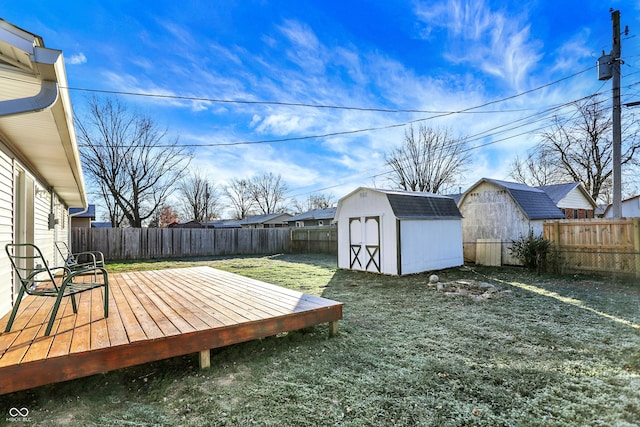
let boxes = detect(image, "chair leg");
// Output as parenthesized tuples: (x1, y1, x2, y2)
(4, 286, 26, 333)
(45, 293, 66, 336)
(103, 283, 109, 318)
(70, 294, 78, 313)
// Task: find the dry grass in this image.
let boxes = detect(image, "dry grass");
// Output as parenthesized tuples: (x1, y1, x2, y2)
(1, 254, 639, 426)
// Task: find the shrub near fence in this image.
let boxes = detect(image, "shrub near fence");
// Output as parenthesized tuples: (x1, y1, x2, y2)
(72, 228, 291, 261)
(543, 218, 640, 278)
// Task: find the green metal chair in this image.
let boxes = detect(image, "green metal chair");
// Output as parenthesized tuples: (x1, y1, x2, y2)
(5, 243, 109, 336)
(55, 241, 104, 271)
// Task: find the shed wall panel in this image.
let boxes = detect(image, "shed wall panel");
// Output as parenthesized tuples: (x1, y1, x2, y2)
(400, 219, 463, 274)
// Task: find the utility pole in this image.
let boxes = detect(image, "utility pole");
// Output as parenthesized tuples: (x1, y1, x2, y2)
(599, 10, 623, 218)
(611, 9, 622, 219)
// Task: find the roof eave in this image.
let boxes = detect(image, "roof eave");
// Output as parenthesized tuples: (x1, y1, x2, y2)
(0, 22, 86, 208)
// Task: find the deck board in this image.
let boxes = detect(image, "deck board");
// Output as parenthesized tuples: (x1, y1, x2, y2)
(0, 266, 342, 395)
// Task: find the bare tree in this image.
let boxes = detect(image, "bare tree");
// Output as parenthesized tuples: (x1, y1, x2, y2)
(537, 95, 640, 202)
(249, 172, 288, 214)
(224, 178, 255, 219)
(292, 192, 336, 213)
(508, 151, 564, 187)
(76, 97, 192, 227)
(385, 124, 472, 194)
(178, 171, 221, 222)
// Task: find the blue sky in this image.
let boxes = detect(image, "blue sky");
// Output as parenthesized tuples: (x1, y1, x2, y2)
(3, 0, 640, 211)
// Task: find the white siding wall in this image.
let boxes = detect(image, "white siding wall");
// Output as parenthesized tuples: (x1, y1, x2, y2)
(604, 197, 640, 218)
(0, 148, 14, 318)
(0, 142, 70, 318)
(557, 188, 594, 210)
(400, 219, 463, 274)
(33, 188, 67, 267)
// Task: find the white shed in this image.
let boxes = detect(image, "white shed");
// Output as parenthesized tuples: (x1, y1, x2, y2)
(335, 187, 463, 275)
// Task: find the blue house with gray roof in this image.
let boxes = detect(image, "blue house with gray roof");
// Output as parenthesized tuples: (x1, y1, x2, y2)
(457, 178, 565, 265)
(537, 182, 597, 219)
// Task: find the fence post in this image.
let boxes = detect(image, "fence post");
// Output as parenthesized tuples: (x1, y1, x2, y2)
(634, 217, 640, 279)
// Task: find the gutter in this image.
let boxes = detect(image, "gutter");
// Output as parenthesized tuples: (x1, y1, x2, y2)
(0, 80, 58, 116)
(0, 47, 62, 117)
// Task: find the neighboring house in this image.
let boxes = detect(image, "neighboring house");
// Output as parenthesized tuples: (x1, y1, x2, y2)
(239, 213, 292, 229)
(205, 219, 242, 229)
(603, 195, 640, 218)
(168, 219, 241, 229)
(0, 20, 87, 318)
(287, 207, 336, 227)
(457, 178, 564, 266)
(91, 221, 112, 228)
(69, 204, 96, 228)
(335, 187, 463, 275)
(537, 183, 597, 219)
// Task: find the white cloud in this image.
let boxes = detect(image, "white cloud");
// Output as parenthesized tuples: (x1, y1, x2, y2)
(67, 52, 87, 65)
(276, 19, 328, 74)
(414, 0, 543, 91)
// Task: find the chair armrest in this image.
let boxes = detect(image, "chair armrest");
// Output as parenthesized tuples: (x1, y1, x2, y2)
(65, 266, 109, 284)
(48, 265, 73, 276)
(73, 251, 105, 265)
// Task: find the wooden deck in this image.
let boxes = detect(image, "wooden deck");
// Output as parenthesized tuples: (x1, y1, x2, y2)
(0, 266, 343, 395)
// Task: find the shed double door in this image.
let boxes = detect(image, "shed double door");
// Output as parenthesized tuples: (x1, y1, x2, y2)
(349, 216, 381, 273)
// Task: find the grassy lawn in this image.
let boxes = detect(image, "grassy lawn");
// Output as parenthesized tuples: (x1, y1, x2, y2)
(2, 254, 639, 426)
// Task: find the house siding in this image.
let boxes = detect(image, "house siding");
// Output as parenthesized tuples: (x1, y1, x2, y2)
(558, 188, 595, 210)
(0, 148, 14, 317)
(0, 144, 70, 318)
(603, 196, 640, 218)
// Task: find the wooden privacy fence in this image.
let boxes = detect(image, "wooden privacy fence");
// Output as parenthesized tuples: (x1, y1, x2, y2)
(543, 218, 640, 277)
(290, 227, 337, 254)
(71, 227, 339, 260)
(72, 228, 291, 261)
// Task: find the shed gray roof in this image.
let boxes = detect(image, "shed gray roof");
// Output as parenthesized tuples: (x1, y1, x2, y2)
(484, 179, 564, 220)
(376, 189, 462, 219)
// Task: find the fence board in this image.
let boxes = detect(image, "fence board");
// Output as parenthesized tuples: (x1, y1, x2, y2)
(544, 218, 640, 277)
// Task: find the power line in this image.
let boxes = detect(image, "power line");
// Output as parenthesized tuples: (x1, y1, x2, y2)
(64, 84, 534, 115)
(76, 66, 598, 148)
(284, 87, 615, 199)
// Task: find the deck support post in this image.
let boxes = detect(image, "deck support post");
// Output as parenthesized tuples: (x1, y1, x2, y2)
(329, 320, 339, 336)
(199, 349, 211, 369)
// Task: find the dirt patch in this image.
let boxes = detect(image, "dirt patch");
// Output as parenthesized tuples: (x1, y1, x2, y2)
(429, 277, 513, 301)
